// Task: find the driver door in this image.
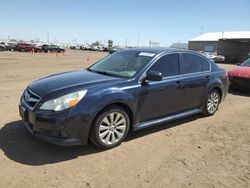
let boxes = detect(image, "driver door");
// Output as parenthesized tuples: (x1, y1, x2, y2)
(138, 53, 183, 122)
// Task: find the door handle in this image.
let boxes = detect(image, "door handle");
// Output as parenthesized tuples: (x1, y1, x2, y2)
(175, 81, 183, 88)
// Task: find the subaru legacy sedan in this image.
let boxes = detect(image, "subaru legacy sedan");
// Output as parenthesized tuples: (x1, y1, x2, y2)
(19, 48, 229, 149)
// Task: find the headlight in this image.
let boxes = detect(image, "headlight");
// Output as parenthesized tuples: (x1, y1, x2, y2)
(40, 90, 87, 111)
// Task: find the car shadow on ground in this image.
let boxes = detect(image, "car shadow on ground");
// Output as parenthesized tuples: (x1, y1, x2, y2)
(229, 88, 250, 97)
(1, 114, 204, 166)
(0, 120, 103, 166)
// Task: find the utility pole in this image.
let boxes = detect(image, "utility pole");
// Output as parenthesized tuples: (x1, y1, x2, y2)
(200, 26, 203, 35)
(137, 32, 140, 47)
(47, 31, 50, 43)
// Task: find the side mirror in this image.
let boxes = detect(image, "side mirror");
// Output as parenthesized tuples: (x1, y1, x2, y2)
(236, 63, 241, 66)
(144, 71, 163, 82)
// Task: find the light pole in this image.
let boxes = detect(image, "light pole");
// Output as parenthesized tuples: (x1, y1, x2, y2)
(200, 26, 203, 35)
(47, 30, 50, 43)
(137, 32, 140, 47)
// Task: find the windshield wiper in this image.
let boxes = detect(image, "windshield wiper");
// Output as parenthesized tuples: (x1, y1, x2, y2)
(87, 68, 115, 77)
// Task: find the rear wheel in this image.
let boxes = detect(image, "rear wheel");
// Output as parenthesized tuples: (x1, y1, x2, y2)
(90, 106, 130, 149)
(203, 89, 221, 116)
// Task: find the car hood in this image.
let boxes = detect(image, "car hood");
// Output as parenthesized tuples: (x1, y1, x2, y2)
(228, 66, 250, 78)
(28, 70, 121, 97)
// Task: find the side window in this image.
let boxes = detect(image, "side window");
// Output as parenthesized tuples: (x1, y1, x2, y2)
(182, 53, 202, 74)
(149, 54, 180, 77)
(201, 57, 210, 71)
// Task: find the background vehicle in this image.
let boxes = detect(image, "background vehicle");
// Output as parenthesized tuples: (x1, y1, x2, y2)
(80, 45, 86, 50)
(109, 46, 124, 54)
(1, 42, 16, 51)
(200, 51, 225, 63)
(42, 44, 65, 53)
(5, 42, 17, 51)
(15, 43, 42, 52)
(70, 45, 76, 49)
(90, 45, 98, 51)
(19, 48, 229, 149)
(33, 43, 44, 49)
(228, 57, 250, 90)
(0, 44, 6, 51)
(96, 46, 104, 51)
(103, 46, 109, 52)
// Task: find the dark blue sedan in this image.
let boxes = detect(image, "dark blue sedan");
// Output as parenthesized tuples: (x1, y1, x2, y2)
(19, 48, 229, 149)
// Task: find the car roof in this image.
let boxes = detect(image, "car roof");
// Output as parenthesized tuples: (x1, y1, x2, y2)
(123, 47, 190, 54)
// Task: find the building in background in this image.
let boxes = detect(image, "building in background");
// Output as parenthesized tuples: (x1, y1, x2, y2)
(170, 43, 188, 49)
(188, 31, 250, 63)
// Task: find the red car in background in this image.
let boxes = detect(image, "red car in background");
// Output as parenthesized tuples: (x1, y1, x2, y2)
(15, 43, 42, 52)
(228, 58, 250, 91)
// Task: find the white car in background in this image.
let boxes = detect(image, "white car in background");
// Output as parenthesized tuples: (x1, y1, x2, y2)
(200, 52, 225, 63)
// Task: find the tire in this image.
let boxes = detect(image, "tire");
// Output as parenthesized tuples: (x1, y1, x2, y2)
(90, 105, 130, 149)
(203, 89, 221, 116)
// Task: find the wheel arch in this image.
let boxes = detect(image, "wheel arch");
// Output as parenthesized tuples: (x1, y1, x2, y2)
(203, 76, 224, 104)
(88, 101, 135, 139)
(212, 87, 222, 102)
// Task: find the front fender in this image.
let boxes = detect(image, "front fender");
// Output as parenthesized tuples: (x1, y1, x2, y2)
(82, 86, 139, 126)
(94, 88, 137, 117)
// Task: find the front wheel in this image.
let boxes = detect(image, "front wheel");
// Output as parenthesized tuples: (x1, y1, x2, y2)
(90, 106, 130, 149)
(203, 89, 221, 116)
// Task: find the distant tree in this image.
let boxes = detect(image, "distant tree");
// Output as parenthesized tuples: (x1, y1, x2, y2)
(108, 40, 113, 48)
(92, 41, 100, 46)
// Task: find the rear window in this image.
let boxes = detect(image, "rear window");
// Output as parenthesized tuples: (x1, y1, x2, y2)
(182, 53, 210, 74)
(201, 58, 210, 71)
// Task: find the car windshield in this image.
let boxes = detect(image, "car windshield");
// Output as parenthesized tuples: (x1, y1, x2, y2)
(88, 51, 155, 78)
(241, 58, 250, 67)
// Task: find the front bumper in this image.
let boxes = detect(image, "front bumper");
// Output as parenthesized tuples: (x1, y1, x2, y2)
(19, 103, 89, 146)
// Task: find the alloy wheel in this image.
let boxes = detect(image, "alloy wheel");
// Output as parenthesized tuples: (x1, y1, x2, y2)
(207, 91, 220, 114)
(98, 112, 127, 145)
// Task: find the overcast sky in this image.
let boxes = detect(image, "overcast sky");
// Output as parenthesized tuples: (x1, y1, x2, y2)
(1, 0, 250, 46)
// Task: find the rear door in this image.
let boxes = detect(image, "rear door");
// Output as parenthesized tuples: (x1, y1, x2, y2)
(138, 53, 184, 122)
(181, 53, 211, 110)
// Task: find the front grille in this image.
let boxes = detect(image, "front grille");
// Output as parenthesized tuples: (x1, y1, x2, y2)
(22, 89, 40, 108)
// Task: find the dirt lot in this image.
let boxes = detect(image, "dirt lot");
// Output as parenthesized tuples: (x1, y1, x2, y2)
(0, 50, 249, 188)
